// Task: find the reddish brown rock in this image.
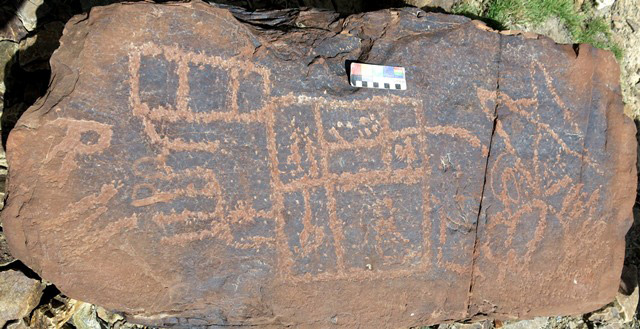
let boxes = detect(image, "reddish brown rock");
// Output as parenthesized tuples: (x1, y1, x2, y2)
(469, 34, 637, 318)
(0, 2, 636, 327)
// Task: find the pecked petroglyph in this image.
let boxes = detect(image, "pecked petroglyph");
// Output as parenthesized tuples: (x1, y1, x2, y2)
(2, 4, 634, 326)
(40, 118, 113, 187)
(24, 41, 607, 283)
(123, 41, 606, 281)
(123, 42, 495, 280)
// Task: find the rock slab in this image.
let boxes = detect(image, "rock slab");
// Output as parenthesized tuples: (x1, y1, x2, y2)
(1, 2, 636, 327)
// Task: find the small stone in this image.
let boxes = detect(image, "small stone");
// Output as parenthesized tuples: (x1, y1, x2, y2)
(566, 318, 586, 329)
(30, 296, 77, 329)
(71, 303, 103, 329)
(596, 0, 615, 9)
(0, 231, 15, 266)
(600, 324, 624, 329)
(404, 0, 457, 10)
(0, 269, 45, 327)
(449, 320, 492, 329)
(95, 306, 124, 325)
(0, 40, 18, 95)
(502, 317, 550, 329)
(16, 0, 48, 32)
(588, 304, 621, 323)
(0, 13, 28, 42)
(612, 16, 625, 29)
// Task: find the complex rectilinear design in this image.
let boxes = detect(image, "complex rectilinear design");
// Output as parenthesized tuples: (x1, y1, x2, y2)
(127, 43, 451, 281)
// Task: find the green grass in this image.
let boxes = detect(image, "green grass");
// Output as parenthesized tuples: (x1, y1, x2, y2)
(451, 1, 482, 17)
(574, 16, 624, 59)
(452, 0, 623, 60)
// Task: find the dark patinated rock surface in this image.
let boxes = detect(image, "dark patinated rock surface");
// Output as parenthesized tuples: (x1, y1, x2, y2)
(1, 2, 636, 327)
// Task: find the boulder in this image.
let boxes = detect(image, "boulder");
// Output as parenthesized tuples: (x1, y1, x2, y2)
(1, 2, 636, 327)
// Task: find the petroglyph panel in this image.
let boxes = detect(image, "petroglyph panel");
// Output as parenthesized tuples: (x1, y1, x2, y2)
(1, 3, 634, 328)
(468, 36, 636, 317)
(126, 42, 436, 281)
